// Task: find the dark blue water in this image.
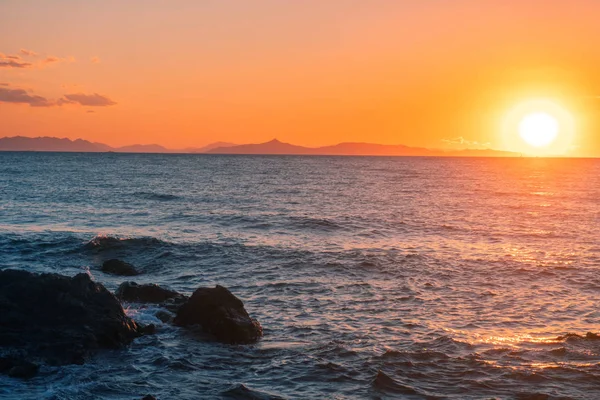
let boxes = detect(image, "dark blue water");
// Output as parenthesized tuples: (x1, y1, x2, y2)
(1, 152, 600, 399)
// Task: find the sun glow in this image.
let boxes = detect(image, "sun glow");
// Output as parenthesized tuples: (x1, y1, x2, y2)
(502, 99, 576, 156)
(518, 112, 559, 148)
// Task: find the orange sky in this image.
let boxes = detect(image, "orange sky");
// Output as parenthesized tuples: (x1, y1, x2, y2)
(1, 1, 599, 155)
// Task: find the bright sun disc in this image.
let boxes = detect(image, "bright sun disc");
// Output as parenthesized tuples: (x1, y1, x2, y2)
(518, 112, 559, 148)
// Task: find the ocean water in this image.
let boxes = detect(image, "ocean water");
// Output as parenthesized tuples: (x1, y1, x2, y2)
(1, 152, 600, 400)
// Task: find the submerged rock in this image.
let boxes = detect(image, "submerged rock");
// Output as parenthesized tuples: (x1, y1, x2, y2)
(0, 269, 142, 369)
(222, 383, 286, 399)
(116, 281, 187, 304)
(372, 370, 419, 395)
(155, 310, 174, 323)
(174, 285, 262, 344)
(101, 259, 139, 276)
(0, 357, 39, 379)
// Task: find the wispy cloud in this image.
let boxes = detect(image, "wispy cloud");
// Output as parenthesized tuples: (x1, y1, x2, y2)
(0, 50, 74, 68)
(19, 49, 38, 57)
(42, 55, 75, 66)
(61, 93, 116, 107)
(0, 87, 116, 108)
(90, 56, 101, 64)
(442, 136, 491, 148)
(0, 52, 33, 68)
(0, 87, 52, 107)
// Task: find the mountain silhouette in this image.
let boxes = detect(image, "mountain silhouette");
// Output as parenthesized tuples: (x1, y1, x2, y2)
(0, 136, 112, 152)
(0, 136, 519, 157)
(208, 139, 518, 157)
(187, 141, 237, 153)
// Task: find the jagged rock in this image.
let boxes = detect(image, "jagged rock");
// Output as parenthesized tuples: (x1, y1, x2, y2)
(0, 269, 142, 369)
(174, 285, 262, 344)
(141, 396, 157, 400)
(101, 259, 140, 276)
(115, 281, 186, 304)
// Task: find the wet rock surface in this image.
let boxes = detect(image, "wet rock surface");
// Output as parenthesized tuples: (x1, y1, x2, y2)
(174, 285, 262, 344)
(155, 310, 174, 323)
(101, 259, 140, 276)
(0, 269, 142, 369)
(116, 281, 187, 305)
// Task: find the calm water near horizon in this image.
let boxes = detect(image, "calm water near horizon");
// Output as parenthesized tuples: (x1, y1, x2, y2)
(1, 152, 599, 399)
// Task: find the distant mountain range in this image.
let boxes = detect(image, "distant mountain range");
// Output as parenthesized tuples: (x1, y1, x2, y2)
(0, 136, 519, 157)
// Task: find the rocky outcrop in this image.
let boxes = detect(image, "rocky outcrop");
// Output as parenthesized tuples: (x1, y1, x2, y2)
(116, 281, 187, 304)
(101, 259, 140, 276)
(174, 285, 262, 344)
(0, 269, 143, 369)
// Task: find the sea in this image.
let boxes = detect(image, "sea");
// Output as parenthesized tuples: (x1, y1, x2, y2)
(0, 152, 599, 400)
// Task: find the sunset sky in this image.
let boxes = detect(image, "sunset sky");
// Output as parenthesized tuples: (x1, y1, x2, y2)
(1, 1, 599, 156)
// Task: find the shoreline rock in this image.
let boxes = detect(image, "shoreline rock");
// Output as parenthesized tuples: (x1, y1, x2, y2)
(0, 269, 142, 372)
(174, 285, 262, 344)
(0, 269, 263, 378)
(116, 281, 187, 306)
(101, 259, 140, 276)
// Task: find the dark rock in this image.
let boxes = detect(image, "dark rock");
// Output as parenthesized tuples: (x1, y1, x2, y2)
(222, 383, 286, 399)
(139, 324, 156, 335)
(0, 269, 142, 366)
(116, 281, 186, 304)
(8, 361, 39, 379)
(141, 395, 157, 400)
(0, 357, 14, 373)
(174, 285, 262, 344)
(0, 357, 38, 378)
(101, 259, 140, 276)
(155, 310, 173, 323)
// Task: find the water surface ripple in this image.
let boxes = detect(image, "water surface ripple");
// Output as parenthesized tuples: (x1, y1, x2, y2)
(0, 153, 599, 399)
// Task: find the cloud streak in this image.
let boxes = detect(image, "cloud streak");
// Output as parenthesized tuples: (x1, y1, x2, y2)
(20, 49, 37, 56)
(0, 87, 116, 108)
(0, 53, 33, 68)
(0, 87, 52, 107)
(0, 50, 74, 68)
(62, 93, 116, 106)
(442, 136, 491, 148)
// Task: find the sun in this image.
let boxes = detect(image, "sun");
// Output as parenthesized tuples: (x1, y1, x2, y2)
(518, 112, 559, 148)
(501, 99, 575, 156)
